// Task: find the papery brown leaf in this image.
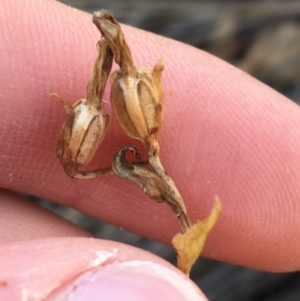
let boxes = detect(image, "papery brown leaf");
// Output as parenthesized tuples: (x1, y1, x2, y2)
(172, 197, 221, 275)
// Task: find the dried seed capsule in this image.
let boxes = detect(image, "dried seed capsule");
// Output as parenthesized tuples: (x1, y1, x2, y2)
(110, 61, 164, 144)
(55, 95, 110, 178)
(93, 10, 164, 151)
(52, 38, 113, 178)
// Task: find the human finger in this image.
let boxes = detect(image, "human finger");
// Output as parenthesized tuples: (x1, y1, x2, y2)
(0, 189, 90, 244)
(1, 0, 300, 272)
(0, 237, 207, 301)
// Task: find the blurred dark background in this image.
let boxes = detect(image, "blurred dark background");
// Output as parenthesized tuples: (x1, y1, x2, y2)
(32, 1, 300, 300)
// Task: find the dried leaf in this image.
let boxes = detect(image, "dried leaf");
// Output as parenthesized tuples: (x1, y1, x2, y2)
(172, 197, 221, 275)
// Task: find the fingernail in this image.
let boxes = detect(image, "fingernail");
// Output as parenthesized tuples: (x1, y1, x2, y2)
(47, 260, 205, 301)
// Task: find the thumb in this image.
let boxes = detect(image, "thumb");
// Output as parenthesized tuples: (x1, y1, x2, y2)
(0, 237, 207, 301)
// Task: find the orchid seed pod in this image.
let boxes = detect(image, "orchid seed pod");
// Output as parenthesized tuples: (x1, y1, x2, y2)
(110, 61, 164, 150)
(52, 38, 113, 178)
(93, 10, 164, 155)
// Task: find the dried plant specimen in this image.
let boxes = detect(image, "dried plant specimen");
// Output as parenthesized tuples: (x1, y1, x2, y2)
(93, 10, 192, 233)
(53, 9, 221, 276)
(112, 145, 190, 230)
(52, 38, 113, 178)
(93, 9, 221, 276)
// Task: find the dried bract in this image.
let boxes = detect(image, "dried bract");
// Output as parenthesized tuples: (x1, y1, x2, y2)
(52, 38, 113, 178)
(172, 197, 221, 276)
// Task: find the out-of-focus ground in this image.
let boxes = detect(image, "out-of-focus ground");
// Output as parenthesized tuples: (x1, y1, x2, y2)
(32, 1, 300, 300)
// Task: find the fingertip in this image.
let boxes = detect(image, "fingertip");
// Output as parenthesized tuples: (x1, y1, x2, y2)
(2, 0, 300, 273)
(0, 238, 207, 301)
(0, 189, 90, 244)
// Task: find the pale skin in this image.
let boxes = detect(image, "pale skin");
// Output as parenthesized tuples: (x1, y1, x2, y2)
(1, 0, 300, 300)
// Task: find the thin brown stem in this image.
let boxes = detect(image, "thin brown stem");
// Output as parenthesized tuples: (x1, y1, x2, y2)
(147, 140, 191, 232)
(92, 10, 135, 74)
(87, 37, 113, 108)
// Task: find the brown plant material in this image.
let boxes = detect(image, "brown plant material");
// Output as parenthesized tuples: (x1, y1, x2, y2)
(53, 9, 221, 276)
(172, 197, 221, 276)
(112, 146, 192, 230)
(93, 11, 221, 274)
(93, 10, 164, 149)
(52, 38, 113, 178)
(93, 10, 192, 233)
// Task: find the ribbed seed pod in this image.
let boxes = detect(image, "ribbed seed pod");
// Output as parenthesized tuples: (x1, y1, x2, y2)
(53, 38, 113, 178)
(93, 10, 164, 152)
(55, 96, 110, 178)
(110, 61, 164, 144)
